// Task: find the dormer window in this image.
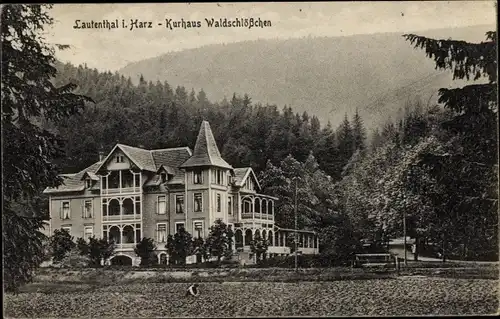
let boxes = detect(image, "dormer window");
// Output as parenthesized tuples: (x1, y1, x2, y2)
(85, 179, 92, 188)
(160, 173, 167, 183)
(116, 155, 124, 163)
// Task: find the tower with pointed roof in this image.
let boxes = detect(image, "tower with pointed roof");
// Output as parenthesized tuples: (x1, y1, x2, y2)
(180, 120, 233, 235)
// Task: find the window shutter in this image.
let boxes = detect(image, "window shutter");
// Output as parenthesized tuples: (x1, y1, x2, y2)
(81, 202, 85, 218)
(154, 200, 158, 214)
(59, 202, 63, 219)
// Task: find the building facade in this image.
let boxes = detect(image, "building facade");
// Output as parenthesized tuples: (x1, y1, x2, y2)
(44, 121, 319, 265)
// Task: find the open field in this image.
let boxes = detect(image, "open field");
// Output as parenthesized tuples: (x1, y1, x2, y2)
(4, 271, 499, 317)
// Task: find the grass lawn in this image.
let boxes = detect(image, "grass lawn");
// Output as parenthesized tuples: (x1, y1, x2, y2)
(4, 277, 498, 317)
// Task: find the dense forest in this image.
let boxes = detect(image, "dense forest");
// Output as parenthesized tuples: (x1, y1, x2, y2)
(51, 62, 367, 182)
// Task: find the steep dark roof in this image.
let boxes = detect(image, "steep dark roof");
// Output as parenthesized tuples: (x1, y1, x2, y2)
(232, 167, 261, 189)
(117, 144, 156, 172)
(233, 168, 251, 186)
(44, 146, 194, 193)
(180, 121, 232, 169)
(44, 161, 102, 194)
(151, 147, 192, 184)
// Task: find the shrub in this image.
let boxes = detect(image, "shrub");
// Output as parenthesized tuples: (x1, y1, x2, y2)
(50, 228, 76, 263)
(59, 249, 90, 268)
(88, 236, 116, 267)
(135, 237, 157, 266)
(76, 237, 89, 256)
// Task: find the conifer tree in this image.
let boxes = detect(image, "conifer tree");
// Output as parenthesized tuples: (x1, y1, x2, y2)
(2, 4, 91, 292)
(403, 30, 498, 260)
(352, 108, 367, 151)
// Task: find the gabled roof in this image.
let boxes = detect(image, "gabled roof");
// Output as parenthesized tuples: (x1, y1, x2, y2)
(81, 171, 99, 181)
(180, 121, 232, 169)
(44, 161, 102, 194)
(157, 165, 175, 176)
(44, 145, 194, 193)
(95, 144, 157, 173)
(233, 167, 261, 190)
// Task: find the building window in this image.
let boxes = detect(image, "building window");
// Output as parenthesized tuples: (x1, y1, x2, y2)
(135, 223, 141, 243)
(175, 222, 185, 233)
(212, 169, 225, 185)
(61, 201, 70, 220)
(84, 226, 93, 240)
(85, 179, 92, 188)
(193, 170, 202, 184)
(175, 195, 184, 214)
(134, 174, 140, 187)
(83, 200, 93, 218)
(157, 223, 167, 243)
(216, 194, 222, 212)
(194, 193, 202, 212)
(160, 173, 167, 183)
(102, 199, 108, 216)
(135, 196, 141, 215)
(193, 221, 204, 238)
(157, 196, 166, 215)
(218, 170, 224, 184)
(228, 196, 233, 215)
(116, 155, 124, 163)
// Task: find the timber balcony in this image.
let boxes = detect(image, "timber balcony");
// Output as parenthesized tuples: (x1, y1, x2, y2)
(100, 170, 142, 195)
(102, 197, 142, 222)
(241, 213, 274, 220)
(239, 194, 276, 222)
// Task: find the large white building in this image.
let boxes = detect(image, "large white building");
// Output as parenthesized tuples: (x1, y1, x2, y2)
(44, 120, 319, 265)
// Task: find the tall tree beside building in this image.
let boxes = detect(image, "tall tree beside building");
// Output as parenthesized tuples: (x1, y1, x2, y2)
(402, 31, 498, 260)
(2, 4, 91, 291)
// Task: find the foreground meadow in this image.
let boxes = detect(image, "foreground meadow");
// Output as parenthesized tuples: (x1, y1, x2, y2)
(4, 277, 498, 317)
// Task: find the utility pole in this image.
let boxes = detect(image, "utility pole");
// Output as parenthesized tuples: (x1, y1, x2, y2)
(294, 177, 298, 272)
(403, 207, 407, 266)
(403, 173, 408, 266)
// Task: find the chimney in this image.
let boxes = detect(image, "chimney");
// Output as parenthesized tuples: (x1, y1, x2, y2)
(98, 151, 105, 162)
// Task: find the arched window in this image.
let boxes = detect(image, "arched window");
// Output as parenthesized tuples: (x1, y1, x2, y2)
(255, 198, 261, 214)
(159, 253, 168, 265)
(111, 255, 132, 266)
(122, 225, 135, 244)
(122, 198, 134, 215)
(109, 226, 121, 244)
(109, 199, 120, 216)
(254, 229, 261, 240)
(235, 229, 243, 248)
(244, 229, 252, 246)
(262, 199, 267, 214)
(243, 198, 252, 214)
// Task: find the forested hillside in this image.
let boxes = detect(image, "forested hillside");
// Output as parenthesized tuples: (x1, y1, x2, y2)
(49, 28, 497, 262)
(51, 62, 367, 180)
(119, 25, 492, 130)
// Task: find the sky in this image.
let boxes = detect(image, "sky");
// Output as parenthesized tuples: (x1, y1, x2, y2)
(45, 2, 497, 72)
